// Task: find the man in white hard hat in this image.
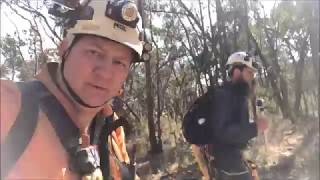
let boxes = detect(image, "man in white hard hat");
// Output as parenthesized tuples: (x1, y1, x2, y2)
(205, 52, 268, 180)
(1, 0, 146, 179)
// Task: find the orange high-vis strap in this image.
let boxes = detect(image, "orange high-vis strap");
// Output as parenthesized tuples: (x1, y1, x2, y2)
(108, 114, 131, 179)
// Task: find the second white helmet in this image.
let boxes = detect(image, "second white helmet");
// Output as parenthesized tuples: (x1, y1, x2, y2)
(226, 52, 259, 71)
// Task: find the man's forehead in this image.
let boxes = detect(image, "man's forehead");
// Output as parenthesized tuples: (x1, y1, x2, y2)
(76, 34, 131, 51)
(78, 35, 111, 44)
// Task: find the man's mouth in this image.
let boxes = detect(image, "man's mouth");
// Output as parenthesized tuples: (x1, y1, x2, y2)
(89, 83, 107, 91)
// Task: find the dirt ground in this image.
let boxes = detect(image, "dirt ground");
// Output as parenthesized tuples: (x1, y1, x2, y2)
(134, 114, 319, 180)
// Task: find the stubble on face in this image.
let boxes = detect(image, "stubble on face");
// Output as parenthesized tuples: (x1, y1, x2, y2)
(62, 35, 133, 107)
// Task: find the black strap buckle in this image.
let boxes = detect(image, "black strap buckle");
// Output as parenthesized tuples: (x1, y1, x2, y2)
(69, 146, 101, 175)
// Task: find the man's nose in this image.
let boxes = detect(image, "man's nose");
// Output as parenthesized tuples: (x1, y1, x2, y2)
(93, 57, 113, 80)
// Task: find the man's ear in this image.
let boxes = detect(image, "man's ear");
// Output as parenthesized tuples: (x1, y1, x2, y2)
(118, 89, 123, 96)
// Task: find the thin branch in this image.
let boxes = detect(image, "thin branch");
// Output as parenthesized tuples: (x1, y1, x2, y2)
(177, 0, 203, 34)
(4, 2, 41, 37)
(14, 2, 62, 42)
(198, 0, 206, 46)
(171, 63, 182, 87)
(207, 0, 214, 43)
(33, 17, 44, 53)
(32, 17, 43, 74)
(156, 54, 187, 73)
(283, 38, 297, 63)
(116, 97, 141, 123)
(39, 18, 59, 47)
(185, 14, 203, 44)
(177, 15, 196, 57)
(145, 8, 188, 16)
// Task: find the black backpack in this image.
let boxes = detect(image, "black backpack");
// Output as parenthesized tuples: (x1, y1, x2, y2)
(182, 86, 217, 145)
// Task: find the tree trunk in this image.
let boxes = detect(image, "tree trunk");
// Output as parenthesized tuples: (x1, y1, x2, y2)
(279, 76, 292, 120)
(216, 0, 230, 80)
(138, 0, 162, 154)
(155, 40, 163, 154)
(294, 37, 308, 115)
(318, 86, 320, 120)
(243, 0, 251, 51)
(145, 60, 161, 154)
(302, 93, 309, 117)
(11, 63, 15, 81)
(309, 2, 319, 120)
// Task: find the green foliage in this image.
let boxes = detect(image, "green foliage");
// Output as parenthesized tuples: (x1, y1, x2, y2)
(1, 34, 25, 80)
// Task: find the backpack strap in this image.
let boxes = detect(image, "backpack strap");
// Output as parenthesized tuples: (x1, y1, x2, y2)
(39, 92, 80, 154)
(98, 115, 132, 179)
(40, 88, 125, 179)
(1, 81, 45, 179)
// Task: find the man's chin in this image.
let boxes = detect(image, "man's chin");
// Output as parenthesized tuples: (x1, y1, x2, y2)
(82, 96, 111, 108)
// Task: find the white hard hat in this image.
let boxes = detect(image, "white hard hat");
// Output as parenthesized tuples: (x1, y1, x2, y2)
(226, 52, 259, 71)
(66, 0, 144, 60)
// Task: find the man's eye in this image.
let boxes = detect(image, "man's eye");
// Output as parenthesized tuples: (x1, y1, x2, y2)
(113, 60, 127, 68)
(86, 48, 103, 57)
(89, 50, 98, 55)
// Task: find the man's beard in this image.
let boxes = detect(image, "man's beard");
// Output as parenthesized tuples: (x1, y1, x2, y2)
(231, 77, 251, 96)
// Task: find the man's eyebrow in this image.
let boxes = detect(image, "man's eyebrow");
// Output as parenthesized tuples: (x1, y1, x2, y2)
(114, 57, 131, 63)
(85, 40, 105, 51)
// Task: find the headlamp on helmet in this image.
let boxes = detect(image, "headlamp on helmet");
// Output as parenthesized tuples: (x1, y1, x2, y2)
(49, 0, 145, 61)
(105, 0, 139, 28)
